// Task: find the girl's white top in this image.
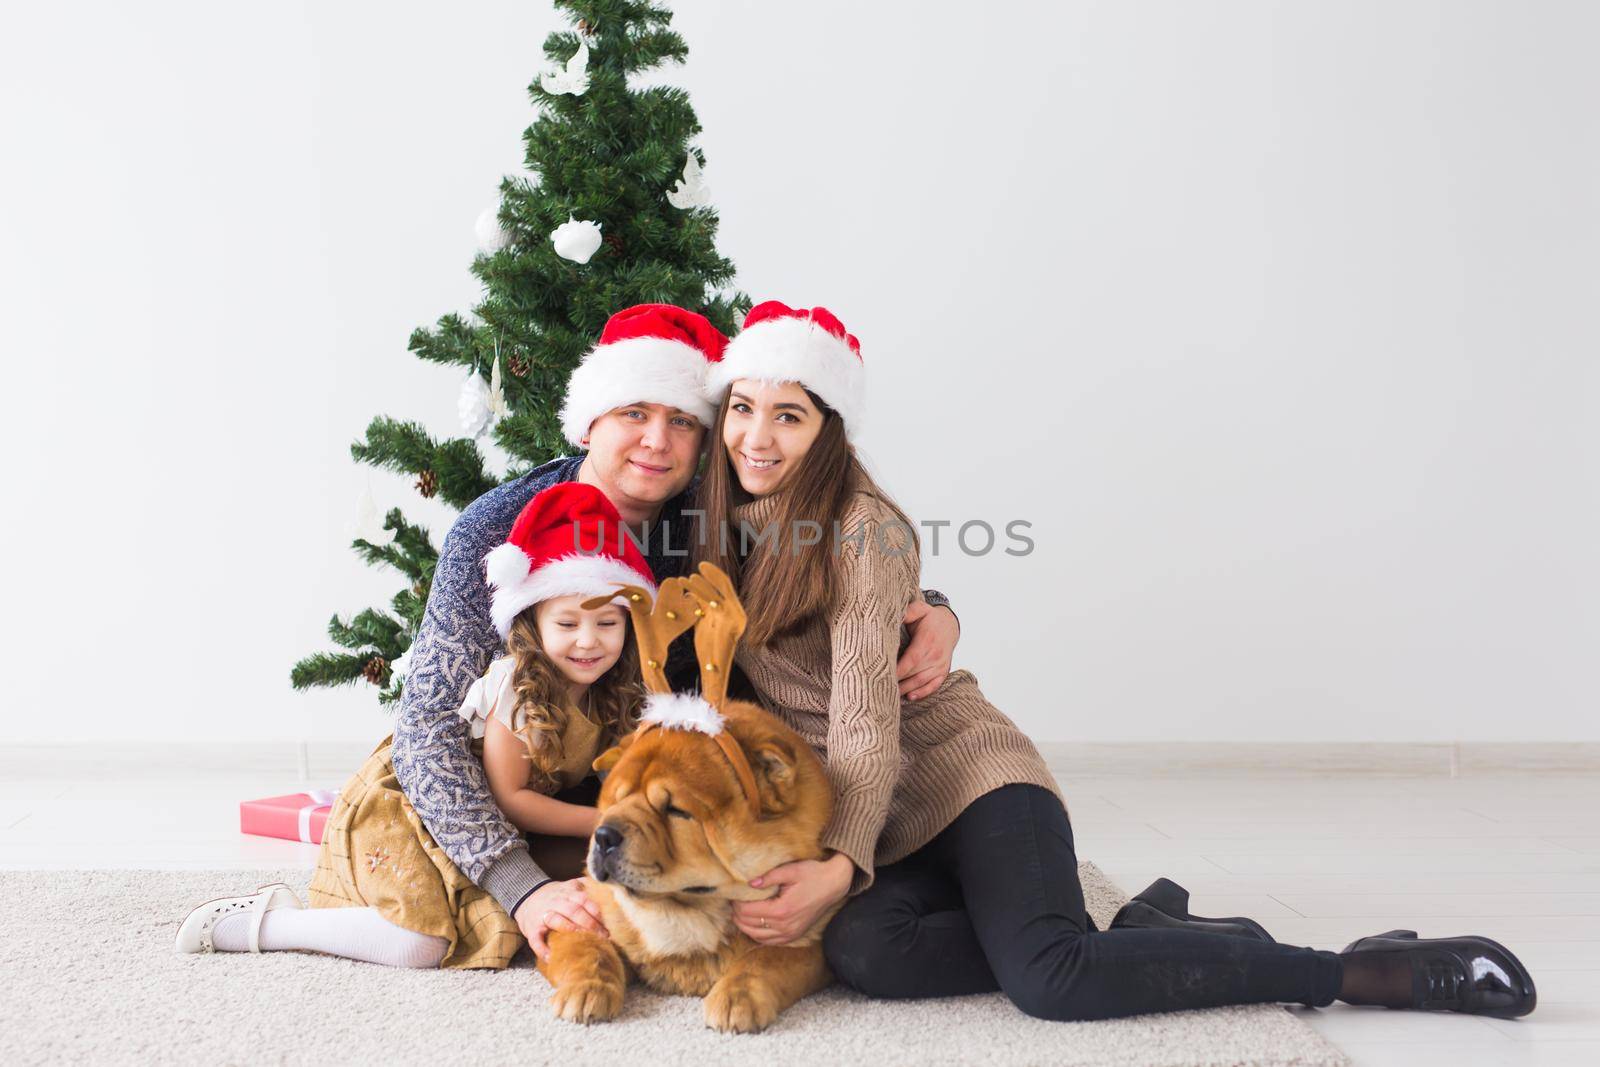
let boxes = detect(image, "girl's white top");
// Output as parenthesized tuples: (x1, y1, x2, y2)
(455, 655, 525, 739)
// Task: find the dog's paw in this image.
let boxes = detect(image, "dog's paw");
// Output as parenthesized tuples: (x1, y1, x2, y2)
(550, 976, 624, 1025)
(704, 975, 779, 1034)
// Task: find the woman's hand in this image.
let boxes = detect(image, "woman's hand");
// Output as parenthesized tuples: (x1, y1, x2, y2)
(513, 877, 608, 962)
(897, 600, 960, 701)
(731, 853, 854, 946)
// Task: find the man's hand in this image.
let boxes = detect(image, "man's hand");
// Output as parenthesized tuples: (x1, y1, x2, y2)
(513, 877, 609, 962)
(897, 601, 960, 701)
(731, 854, 853, 946)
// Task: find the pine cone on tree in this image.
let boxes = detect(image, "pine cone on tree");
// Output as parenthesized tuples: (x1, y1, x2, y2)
(415, 470, 439, 498)
(362, 655, 388, 685)
(604, 232, 625, 255)
(507, 353, 529, 378)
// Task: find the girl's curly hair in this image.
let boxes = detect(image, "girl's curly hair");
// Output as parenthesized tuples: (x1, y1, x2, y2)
(503, 604, 644, 790)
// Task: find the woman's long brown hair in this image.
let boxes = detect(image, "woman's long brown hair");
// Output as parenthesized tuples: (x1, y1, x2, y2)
(691, 389, 918, 646)
(503, 608, 644, 789)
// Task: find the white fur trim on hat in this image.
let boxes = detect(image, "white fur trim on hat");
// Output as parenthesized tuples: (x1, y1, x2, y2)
(640, 692, 725, 736)
(705, 316, 865, 438)
(485, 547, 656, 639)
(559, 336, 718, 447)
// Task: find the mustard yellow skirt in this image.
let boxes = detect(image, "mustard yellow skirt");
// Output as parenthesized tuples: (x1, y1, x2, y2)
(308, 737, 523, 970)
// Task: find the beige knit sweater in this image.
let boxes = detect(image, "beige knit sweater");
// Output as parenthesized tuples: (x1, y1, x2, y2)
(731, 490, 1064, 894)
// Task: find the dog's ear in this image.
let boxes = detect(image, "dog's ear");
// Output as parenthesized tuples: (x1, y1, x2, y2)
(591, 732, 635, 774)
(749, 736, 801, 816)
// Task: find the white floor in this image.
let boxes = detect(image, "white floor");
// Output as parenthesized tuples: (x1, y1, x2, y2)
(3, 765, 1595, 1067)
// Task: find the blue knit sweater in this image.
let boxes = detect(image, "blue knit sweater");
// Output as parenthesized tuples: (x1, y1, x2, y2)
(390, 455, 949, 916)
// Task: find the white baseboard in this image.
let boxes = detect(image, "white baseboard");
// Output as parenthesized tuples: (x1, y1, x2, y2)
(0, 742, 376, 781)
(2, 741, 1597, 781)
(1035, 742, 1600, 777)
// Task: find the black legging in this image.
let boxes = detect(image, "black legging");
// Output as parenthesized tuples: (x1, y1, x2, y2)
(822, 784, 1345, 1021)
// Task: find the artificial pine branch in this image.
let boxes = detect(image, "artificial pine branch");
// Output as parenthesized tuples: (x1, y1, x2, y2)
(327, 609, 404, 651)
(351, 418, 498, 509)
(350, 417, 440, 471)
(407, 316, 480, 367)
(430, 439, 501, 509)
(391, 587, 426, 632)
(291, 652, 381, 690)
(352, 509, 437, 582)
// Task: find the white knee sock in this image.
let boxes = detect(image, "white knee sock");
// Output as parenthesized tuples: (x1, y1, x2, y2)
(210, 906, 449, 968)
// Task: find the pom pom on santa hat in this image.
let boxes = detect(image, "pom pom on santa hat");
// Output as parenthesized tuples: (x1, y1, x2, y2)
(704, 301, 866, 440)
(482, 482, 656, 639)
(558, 303, 729, 448)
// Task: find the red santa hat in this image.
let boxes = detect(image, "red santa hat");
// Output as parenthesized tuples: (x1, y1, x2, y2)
(559, 303, 729, 448)
(482, 482, 657, 640)
(704, 301, 865, 440)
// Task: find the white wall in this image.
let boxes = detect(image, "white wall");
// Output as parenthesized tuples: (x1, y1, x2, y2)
(2, 1, 1594, 744)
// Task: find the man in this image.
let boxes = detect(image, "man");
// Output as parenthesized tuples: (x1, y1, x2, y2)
(391, 304, 961, 960)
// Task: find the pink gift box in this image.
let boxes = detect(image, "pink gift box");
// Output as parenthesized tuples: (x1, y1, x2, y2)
(239, 790, 338, 845)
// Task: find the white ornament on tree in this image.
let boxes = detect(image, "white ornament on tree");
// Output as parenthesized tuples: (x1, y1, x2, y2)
(487, 348, 509, 423)
(541, 41, 590, 95)
(475, 205, 511, 254)
(459, 347, 511, 439)
(352, 485, 396, 547)
(551, 216, 603, 264)
(666, 152, 712, 209)
(459, 368, 493, 438)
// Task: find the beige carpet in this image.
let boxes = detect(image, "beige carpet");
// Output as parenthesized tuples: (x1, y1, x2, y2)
(0, 865, 1347, 1066)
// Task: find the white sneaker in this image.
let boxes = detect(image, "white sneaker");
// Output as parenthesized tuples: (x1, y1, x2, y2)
(175, 882, 302, 954)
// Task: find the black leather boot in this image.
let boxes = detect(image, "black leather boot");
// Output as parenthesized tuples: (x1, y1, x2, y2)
(1110, 877, 1278, 943)
(1340, 929, 1537, 1019)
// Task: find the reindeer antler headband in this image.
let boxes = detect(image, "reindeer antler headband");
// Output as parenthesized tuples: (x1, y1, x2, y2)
(582, 562, 762, 811)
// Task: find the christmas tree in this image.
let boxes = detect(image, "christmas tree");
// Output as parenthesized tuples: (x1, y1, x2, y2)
(291, 0, 747, 705)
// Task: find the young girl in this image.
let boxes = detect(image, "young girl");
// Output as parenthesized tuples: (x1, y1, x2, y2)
(176, 482, 652, 969)
(460, 484, 648, 883)
(694, 300, 1536, 1022)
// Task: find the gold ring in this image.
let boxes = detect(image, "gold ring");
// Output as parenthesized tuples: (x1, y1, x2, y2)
(761, 918, 769, 929)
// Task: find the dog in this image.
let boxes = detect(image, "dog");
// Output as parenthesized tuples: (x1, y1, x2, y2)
(535, 563, 840, 1033)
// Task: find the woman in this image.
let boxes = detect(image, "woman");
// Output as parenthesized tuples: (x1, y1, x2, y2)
(691, 300, 1535, 1022)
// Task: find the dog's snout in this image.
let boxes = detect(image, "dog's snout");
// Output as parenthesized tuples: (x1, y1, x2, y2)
(593, 824, 623, 855)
